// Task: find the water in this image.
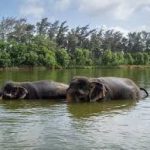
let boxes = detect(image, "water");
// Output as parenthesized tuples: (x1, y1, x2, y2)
(0, 68, 150, 150)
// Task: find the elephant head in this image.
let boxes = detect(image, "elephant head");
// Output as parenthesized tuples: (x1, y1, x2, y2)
(66, 76, 108, 102)
(1, 81, 28, 99)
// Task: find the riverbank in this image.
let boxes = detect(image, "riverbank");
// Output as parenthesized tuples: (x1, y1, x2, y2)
(0, 65, 150, 71)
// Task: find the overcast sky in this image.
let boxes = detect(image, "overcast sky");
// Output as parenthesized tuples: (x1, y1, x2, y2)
(1, 0, 150, 33)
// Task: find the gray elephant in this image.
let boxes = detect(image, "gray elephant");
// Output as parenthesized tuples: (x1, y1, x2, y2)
(66, 76, 148, 102)
(0, 80, 68, 100)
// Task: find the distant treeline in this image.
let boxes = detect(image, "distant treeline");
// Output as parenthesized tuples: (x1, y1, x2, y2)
(0, 17, 150, 68)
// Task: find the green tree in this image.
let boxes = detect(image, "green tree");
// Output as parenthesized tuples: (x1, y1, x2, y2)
(24, 51, 38, 66)
(102, 30, 123, 52)
(36, 18, 50, 36)
(143, 53, 149, 64)
(124, 53, 134, 65)
(33, 35, 56, 51)
(8, 42, 27, 66)
(127, 32, 144, 53)
(90, 31, 103, 64)
(56, 21, 68, 48)
(133, 52, 145, 65)
(37, 46, 56, 68)
(48, 20, 59, 40)
(102, 50, 113, 65)
(56, 48, 70, 68)
(43, 51, 56, 68)
(74, 48, 92, 66)
(116, 52, 125, 65)
(0, 51, 11, 67)
(8, 18, 35, 43)
(0, 17, 16, 41)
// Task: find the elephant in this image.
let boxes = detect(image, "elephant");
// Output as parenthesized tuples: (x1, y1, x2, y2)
(66, 76, 149, 102)
(0, 80, 68, 100)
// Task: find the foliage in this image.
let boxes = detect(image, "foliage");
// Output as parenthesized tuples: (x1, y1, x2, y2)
(124, 53, 134, 65)
(0, 17, 150, 68)
(102, 50, 113, 65)
(56, 48, 70, 68)
(74, 48, 92, 66)
(0, 50, 11, 67)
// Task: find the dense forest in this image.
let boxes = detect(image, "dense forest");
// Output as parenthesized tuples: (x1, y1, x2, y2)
(0, 17, 150, 68)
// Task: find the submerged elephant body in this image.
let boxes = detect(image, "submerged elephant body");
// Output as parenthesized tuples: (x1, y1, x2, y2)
(0, 80, 68, 100)
(66, 76, 148, 102)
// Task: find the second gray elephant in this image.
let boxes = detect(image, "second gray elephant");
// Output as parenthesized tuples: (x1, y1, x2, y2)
(0, 80, 68, 100)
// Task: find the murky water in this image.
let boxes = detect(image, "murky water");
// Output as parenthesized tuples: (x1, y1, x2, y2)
(0, 68, 150, 150)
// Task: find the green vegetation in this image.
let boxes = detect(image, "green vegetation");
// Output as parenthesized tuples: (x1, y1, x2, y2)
(0, 17, 150, 68)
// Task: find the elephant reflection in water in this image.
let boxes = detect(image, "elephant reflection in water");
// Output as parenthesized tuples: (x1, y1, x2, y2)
(66, 76, 149, 102)
(0, 80, 68, 100)
(67, 100, 137, 119)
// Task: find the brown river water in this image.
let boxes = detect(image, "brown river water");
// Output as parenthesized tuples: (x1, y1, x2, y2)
(0, 68, 150, 150)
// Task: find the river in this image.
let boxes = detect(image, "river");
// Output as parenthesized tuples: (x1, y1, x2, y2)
(0, 68, 150, 150)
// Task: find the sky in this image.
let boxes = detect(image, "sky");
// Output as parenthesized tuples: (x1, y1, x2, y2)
(1, 0, 150, 33)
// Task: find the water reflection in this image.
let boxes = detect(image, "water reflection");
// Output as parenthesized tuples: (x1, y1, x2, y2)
(0, 99, 63, 110)
(67, 100, 137, 119)
(0, 67, 150, 84)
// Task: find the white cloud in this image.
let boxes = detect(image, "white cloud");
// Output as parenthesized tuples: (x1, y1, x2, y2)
(78, 0, 119, 16)
(133, 25, 150, 32)
(20, 0, 45, 19)
(111, 26, 129, 35)
(99, 25, 129, 35)
(77, 0, 150, 20)
(113, 2, 135, 20)
(54, 0, 71, 11)
(99, 24, 150, 35)
(18, 0, 150, 33)
(19, 0, 150, 22)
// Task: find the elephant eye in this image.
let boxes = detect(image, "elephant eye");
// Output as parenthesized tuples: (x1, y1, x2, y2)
(78, 86, 88, 92)
(70, 83, 77, 88)
(4, 88, 11, 94)
(6, 90, 11, 94)
(90, 84, 94, 89)
(11, 88, 17, 94)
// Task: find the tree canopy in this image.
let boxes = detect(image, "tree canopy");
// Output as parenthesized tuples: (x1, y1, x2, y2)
(0, 17, 150, 68)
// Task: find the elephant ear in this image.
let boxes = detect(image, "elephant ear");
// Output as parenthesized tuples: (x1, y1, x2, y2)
(89, 82, 107, 102)
(14, 86, 28, 99)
